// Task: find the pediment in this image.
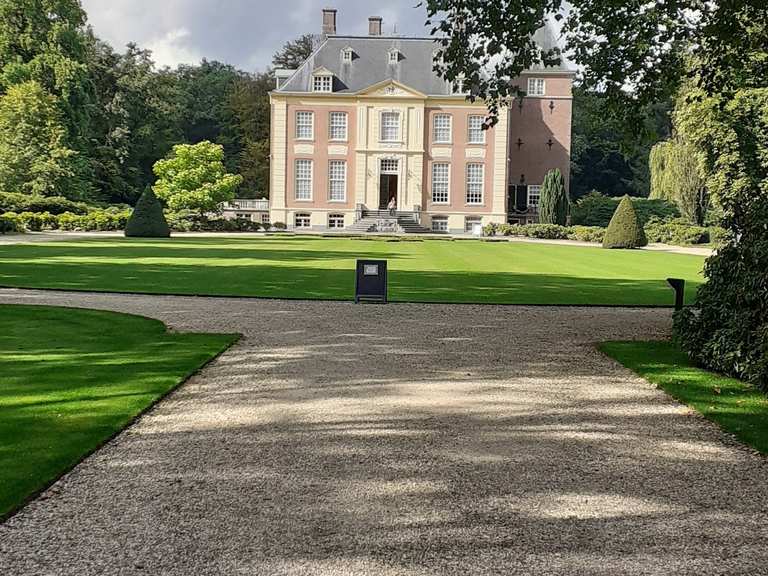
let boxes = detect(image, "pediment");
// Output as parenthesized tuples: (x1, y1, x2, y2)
(359, 79, 426, 99)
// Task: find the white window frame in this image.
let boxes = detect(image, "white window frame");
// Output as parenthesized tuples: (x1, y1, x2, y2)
(312, 74, 333, 93)
(388, 49, 400, 64)
(433, 113, 452, 144)
(527, 78, 546, 96)
(328, 160, 347, 202)
(431, 216, 448, 233)
(527, 184, 542, 207)
(329, 112, 348, 141)
(380, 111, 401, 142)
(261, 213, 270, 225)
(466, 163, 484, 205)
(341, 48, 353, 63)
(295, 111, 314, 140)
(328, 214, 345, 229)
(294, 159, 313, 201)
(465, 216, 482, 233)
(431, 163, 450, 205)
(295, 213, 311, 228)
(467, 115, 486, 144)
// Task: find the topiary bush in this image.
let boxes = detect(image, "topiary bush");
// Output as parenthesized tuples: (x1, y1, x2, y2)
(539, 169, 570, 225)
(603, 195, 648, 249)
(572, 191, 679, 227)
(125, 188, 170, 238)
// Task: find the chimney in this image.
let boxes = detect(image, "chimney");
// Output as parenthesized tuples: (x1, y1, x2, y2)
(322, 8, 337, 36)
(369, 16, 383, 36)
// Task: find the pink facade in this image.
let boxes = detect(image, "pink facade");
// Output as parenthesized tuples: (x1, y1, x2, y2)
(423, 107, 497, 213)
(285, 104, 357, 211)
(508, 73, 573, 191)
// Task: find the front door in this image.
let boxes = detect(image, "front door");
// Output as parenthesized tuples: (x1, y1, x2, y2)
(379, 174, 398, 209)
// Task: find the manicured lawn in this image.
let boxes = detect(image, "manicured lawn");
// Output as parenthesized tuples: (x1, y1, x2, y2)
(600, 341, 768, 454)
(0, 236, 705, 306)
(0, 305, 238, 518)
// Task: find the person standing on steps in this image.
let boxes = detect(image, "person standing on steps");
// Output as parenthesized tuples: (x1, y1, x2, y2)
(388, 196, 396, 217)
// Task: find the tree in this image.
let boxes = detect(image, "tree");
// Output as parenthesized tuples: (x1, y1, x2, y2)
(153, 141, 242, 216)
(0, 81, 89, 199)
(649, 138, 709, 225)
(225, 73, 272, 197)
(538, 169, 569, 225)
(0, 0, 93, 148)
(423, 1, 761, 129)
(86, 39, 183, 204)
(602, 196, 648, 249)
(272, 34, 314, 69)
(125, 187, 170, 238)
(571, 87, 672, 198)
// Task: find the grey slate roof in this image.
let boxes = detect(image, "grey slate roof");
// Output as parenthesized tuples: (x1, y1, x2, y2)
(278, 36, 451, 95)
(277, 24, 574, 96)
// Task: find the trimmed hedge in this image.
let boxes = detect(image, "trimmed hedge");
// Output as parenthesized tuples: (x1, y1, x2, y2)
(1, 209, 132, 232)
(572, 191, 679, 227)
(0, 212, 21, 234)
(0, 192, 90, 215)
(166, 211, 263, 232)
(603, 195, 648, 249)
(645, 217, 709, 245)
(483, 222, 606, 243)
(125, 188, 170, 238)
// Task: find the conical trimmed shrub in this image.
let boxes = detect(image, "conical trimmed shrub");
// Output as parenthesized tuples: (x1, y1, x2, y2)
(602, 195, 647, 249)
(539, 168, 570, 225)
(125, 187, 171, 238)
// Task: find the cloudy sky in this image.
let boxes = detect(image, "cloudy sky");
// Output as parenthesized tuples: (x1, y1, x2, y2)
(81, 1, 433, 72)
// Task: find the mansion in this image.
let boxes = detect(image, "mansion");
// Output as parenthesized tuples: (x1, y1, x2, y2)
(269, 9, 574, 233)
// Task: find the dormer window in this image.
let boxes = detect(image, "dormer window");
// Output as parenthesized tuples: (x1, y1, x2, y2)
(452, 74, 466, 95)
(341, 48, 354, 63)
(313, 74, 333, 93)
(388, 49, 400, 64)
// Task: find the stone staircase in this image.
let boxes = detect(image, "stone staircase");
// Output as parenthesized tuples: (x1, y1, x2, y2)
(347, 210, 432, 234)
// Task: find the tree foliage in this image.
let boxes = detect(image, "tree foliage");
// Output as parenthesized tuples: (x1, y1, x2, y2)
(153, 141, 242, 215)
(602, 196, 648, 249)
(272, 34, 314, 69)
(0, 81, 88, 199)
(423, 0, 764, 129)
(649, 137, 709, 225)
(538, 169, 569, 225)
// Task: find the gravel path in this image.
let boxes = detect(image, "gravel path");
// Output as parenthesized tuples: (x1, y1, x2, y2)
(1, 289, 766, 576)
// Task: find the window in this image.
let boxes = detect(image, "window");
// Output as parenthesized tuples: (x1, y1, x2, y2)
(328, 214, 345, 229)
(431, 163, 450, 204)
(295, 159, 313, 200)
(452, 74, 466, 95)
(380, 158, 399, 174)
(527, 78, 546, 96)
(433, 114, 452, 143)
(313, 75, 333, 92)
(431, 216, 448, 233)
(235, 213, 251, 220)
(380, 111, 400, 142)
(341, 48, 353, 62)
(295, 213, 311, 228)
(465, 216, 482, 233)
(388, 49, 400, 64)
(296, 111, 314, 140)
(329, 112, 348, 141)
(468, 115, 485, 144)
(328, 160, 346, 202)
(466, 163, 484, 204)
(527, 185, 542, 207)
(261, 214, 270, 225)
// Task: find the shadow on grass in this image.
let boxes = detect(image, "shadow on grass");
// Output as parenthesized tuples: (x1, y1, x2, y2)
(0, 259, 700, 306)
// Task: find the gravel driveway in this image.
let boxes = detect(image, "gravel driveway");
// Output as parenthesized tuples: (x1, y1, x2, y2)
(1, 289, 767, 576)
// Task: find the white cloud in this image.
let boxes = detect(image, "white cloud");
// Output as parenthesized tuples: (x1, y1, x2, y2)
(146, 28, 202, 68)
